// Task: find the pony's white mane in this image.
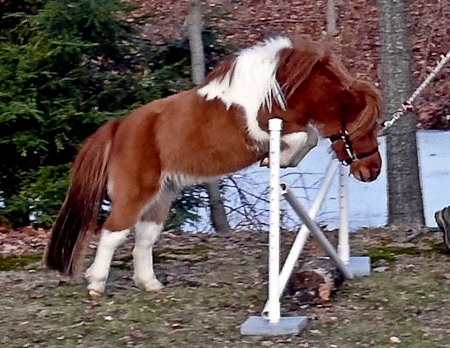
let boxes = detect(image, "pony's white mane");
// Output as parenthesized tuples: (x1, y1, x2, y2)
(198, 37, 293, 142)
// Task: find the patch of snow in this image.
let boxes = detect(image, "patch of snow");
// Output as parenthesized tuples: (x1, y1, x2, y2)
(191, 130, 450, 231)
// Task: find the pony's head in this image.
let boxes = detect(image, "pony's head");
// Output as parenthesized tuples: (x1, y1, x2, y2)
(276, 36, 382, 182)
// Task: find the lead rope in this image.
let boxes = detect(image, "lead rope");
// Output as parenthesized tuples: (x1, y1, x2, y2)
(382, 50, 450, 129)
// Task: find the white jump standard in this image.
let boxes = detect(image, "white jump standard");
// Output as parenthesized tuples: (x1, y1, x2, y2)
(338, 164, 371, 277)
(241, 118, 371, 336)
(241, 119, 307, 335)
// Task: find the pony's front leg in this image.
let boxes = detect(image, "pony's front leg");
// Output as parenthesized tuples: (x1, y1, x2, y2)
(132, 221, 164, 291)
(262, 125, 319, 167)
(85, 228, 130, 297)
(279, 125, 318, 167)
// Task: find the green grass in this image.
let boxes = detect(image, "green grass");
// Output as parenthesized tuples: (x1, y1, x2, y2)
(0, 253, 43, 271)
(1, 229, 450, 347)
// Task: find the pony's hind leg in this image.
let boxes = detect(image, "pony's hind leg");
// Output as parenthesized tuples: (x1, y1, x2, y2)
(133, 188, 177, 291)
(133, 221, 164, 291)
(85, 228, 130, 297)
(85, 180, 161, 296)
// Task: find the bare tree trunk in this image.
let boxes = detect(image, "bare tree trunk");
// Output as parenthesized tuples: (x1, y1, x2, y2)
(204, 181, 230, 233)
(188, 0, 205, 85)
(326, 0, 337, 36)
(377, 0, 425, 227)
(187, 0, 230, 233)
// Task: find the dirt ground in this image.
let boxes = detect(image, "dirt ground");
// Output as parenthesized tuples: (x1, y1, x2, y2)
(1, 226, 450, 348)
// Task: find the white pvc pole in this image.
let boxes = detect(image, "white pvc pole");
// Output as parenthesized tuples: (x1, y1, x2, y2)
(338, 164, 350, 264)
(277, 159, 339, 296)
(266, 118, 282, 323)
(282, 186, 354, 280)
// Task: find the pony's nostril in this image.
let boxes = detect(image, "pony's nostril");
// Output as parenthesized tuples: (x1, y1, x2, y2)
(353, 169, 362, 181)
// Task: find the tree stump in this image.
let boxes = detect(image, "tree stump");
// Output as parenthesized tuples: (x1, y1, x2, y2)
(287, 229, 344, 305)
(288, 257, 344, 305)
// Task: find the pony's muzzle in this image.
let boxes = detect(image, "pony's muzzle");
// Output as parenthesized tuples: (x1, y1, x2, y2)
(349, 152, 382, 182)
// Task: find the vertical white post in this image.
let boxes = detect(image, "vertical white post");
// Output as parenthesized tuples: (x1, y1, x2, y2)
(338, 164, 350, 264)
(267, 118, 282, 323)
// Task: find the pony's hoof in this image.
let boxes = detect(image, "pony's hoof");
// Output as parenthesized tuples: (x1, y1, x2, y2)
(260, 157, 269, 167)
(137, 279, 164, 292)
(88, 289, 103, 298)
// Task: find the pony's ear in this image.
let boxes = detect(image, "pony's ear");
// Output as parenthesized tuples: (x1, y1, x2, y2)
(277, 45, 321, 100)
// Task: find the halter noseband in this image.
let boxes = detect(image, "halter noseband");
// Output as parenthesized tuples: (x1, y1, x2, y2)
(329, 129, 379, 165)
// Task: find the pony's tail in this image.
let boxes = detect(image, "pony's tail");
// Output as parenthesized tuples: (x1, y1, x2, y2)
(45, 119, 121, 275)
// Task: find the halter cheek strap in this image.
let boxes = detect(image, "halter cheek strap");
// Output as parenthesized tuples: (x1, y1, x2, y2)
(329, 130, 379, 165)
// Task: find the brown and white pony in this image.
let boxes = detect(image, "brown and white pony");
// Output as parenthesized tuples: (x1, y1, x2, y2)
(46, 35, 382, 296)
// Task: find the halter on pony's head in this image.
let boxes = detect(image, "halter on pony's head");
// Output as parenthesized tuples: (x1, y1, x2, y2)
(275, 35, 382, 180)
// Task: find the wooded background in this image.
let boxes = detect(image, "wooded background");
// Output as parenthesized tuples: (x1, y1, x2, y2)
(0, 0, 449, 230)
